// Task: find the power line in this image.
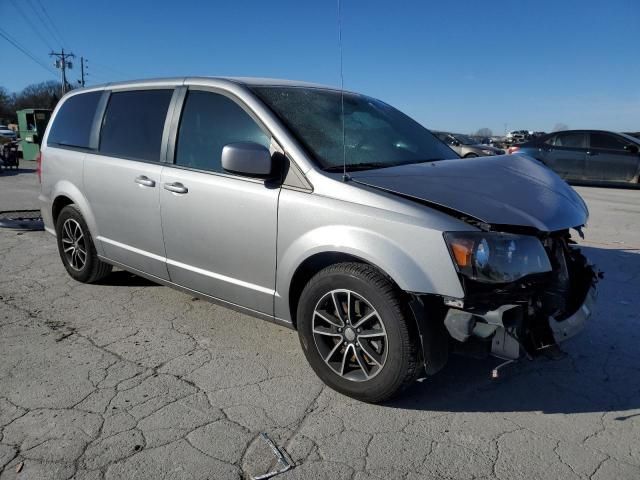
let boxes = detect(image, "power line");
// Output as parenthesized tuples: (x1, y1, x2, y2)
(0, 27, 57, 77)
(11, 0, 55, 51)
(87, 60, 127, 78)
(33, 0, 67, 48)
(25, 0, 63, 48)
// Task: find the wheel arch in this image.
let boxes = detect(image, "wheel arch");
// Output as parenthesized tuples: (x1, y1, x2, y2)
(287, 251, 403, 329)
(50, 181, 101, 252)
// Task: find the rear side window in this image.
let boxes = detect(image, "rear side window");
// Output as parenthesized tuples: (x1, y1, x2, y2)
(547, 133, 586, 148)
(590, 133, 628, 151)
(174, 90, 269, 173)
(100, 89, 173, 162)
(47, 91, 102, 148)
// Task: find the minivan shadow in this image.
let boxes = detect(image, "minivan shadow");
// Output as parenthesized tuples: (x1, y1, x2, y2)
(96, 270, 159, 287)
(0, 167, 36, 177)
(386, 246, 640, 416)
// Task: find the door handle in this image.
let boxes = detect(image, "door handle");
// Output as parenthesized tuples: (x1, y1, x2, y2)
(134, 175, 156, 187)
(163, 182, 188, 194)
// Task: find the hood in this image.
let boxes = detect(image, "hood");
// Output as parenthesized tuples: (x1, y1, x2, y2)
(351, 154, 588, 232)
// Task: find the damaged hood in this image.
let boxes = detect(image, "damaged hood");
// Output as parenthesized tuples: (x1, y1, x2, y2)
(351, 154, 588, 232)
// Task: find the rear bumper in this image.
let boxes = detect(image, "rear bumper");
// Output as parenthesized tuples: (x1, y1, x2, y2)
(38, 193, 55, 235)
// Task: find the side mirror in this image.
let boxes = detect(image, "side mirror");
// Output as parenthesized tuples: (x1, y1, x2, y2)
(624, 144, 639, 154)
(222, 142, 273, 177)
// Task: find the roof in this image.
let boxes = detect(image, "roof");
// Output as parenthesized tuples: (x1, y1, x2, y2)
(71, 76, 344, 94)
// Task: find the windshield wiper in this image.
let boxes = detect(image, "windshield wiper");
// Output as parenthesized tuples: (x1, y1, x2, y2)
(323, 162, 392, 172)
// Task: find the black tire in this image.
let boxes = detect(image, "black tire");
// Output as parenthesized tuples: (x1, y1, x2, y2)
(297, 262, 419, 403)
(55, 205, 112, 283)
(464, 153, 479, 158)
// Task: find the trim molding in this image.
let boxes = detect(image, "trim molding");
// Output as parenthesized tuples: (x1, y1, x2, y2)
(97, 235, 276, 296)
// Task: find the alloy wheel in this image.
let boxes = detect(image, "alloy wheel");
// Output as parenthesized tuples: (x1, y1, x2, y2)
(61, 218, 87, 271)
(312, 289, 388, 381)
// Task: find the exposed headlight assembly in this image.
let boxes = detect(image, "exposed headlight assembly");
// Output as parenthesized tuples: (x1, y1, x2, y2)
(444, 232, 551, 283)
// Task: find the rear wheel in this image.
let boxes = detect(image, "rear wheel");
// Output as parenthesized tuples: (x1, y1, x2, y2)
(55, 205, 112, 283)
(297, 262, 419, 403)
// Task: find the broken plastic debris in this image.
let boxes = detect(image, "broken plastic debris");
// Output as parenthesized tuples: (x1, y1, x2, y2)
(251, 433, 292, 480)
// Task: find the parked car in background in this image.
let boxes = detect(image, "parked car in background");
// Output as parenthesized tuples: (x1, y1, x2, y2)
(39, 77, 597, 402)
(0, 125, 17, 140)
(509, 130, 640, 184)
(506, 130, 531, 143)
(434, 131, 505, 157)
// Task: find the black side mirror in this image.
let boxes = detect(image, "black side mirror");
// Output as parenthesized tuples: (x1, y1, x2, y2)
(222, 142, 273, 177)
(624, 144, 639, 154)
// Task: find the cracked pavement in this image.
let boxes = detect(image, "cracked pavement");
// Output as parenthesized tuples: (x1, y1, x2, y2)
(1, 163, 639, 479)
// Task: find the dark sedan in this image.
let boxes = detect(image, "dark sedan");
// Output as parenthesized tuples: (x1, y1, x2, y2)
(509, 130, 640, 184)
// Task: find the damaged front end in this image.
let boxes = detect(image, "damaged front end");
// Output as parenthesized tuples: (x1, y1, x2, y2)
(412, 229, 600, 373)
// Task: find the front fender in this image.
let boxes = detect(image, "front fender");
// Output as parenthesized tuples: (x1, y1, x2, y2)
(275, 224, 464, 322)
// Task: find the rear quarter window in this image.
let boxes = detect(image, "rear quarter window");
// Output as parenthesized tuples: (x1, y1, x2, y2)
(47, 91, 102, 148)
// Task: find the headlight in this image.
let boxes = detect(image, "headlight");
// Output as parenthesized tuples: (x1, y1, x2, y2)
(444, 232, 551, 283)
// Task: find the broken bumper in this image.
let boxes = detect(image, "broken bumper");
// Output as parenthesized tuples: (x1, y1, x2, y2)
(443, 277, 598, 361)
(548, 283, 596, 343)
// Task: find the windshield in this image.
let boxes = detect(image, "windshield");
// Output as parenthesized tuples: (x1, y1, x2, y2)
(251, 86, 457, 171)
(619, 132, 640, 145)
(454, 134, 476, 145)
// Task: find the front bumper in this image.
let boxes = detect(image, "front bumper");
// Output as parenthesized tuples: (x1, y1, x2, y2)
(442, 238, 599, 361)
(548, 284, 596, 343)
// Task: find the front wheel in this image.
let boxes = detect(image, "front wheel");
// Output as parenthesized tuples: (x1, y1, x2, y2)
(297, 263, 419, 403)
(55, 205, 112, 283)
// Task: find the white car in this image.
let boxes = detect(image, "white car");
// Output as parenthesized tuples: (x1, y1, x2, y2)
(0, 125, 17, 140)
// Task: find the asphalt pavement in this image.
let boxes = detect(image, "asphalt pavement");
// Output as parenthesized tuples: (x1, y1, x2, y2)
(1, 161, 639, 479)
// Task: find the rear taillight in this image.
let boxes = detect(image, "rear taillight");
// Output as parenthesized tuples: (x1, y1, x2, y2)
(507, 146, 520, 155)
(36, 151, 42, 183)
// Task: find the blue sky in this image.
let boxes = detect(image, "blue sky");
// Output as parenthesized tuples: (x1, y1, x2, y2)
(1, 0, 638, 134)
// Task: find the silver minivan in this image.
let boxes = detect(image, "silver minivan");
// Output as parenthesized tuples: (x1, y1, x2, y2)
(39, 77, 598, 402)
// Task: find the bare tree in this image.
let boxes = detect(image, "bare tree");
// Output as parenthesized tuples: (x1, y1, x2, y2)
(552, 123, 568, 132)
(0, 81, 68, 123)
(0, 87, 13, 123)
(475, 127, 493, 137)
(12, 81, 64, 112)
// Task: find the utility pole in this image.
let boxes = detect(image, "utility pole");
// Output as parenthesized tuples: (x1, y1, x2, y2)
(80, 57, 85, 87)
(50, 48, 75, 95)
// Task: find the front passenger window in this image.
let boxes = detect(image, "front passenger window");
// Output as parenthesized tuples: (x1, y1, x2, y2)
(590, 133, 628, 151)
(175, 91, 270, 173)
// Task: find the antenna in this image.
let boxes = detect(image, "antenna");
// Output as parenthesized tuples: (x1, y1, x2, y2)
(337, 0, 349, 182)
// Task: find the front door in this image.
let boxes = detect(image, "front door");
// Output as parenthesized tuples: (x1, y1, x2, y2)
(85, 88, 175, 280)
(160, 89, 278, 315)
(587, 132, 640, 182)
